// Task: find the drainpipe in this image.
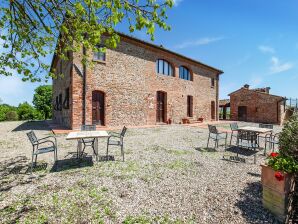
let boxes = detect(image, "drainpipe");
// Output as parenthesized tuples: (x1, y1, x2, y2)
(82, 46, 87, 125)
(216, 74, 220, 121)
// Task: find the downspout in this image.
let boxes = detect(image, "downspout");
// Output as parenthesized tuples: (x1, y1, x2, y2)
(216, 74, 220, 121)
(82, 46, 87, 125)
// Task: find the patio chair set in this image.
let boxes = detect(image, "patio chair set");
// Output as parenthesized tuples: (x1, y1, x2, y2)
(27, 126, 127, 173)
(207, 123, 280, 163)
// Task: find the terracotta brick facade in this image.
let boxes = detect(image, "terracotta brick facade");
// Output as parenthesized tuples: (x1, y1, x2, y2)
(229, 85, 286, 125)
(52, 34, 223, 129)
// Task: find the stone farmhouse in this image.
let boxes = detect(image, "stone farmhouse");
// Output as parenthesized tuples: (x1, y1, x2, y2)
(229, 84, 287, 125)
(51, 33, 223, 129)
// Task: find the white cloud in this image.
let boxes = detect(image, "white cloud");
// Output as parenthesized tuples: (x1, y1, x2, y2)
(270, 56, 294, 74)
(259, 45, 275, 54)
(175, 37, 224, 49)
(173, 0, 183, 6)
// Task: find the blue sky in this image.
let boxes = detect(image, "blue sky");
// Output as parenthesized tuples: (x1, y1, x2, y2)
(1, 0, 298, 105)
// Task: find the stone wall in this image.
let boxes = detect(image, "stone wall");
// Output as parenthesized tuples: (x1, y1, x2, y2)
(230, 88, 285, 124)
(52, 56, 72, 128)
(54, 35, 222, 129)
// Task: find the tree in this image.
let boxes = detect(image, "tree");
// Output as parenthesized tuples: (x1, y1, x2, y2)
(0, 104, 17, 121)
(33, 85, 52, 119)
(17, 102, 43, 120)
(0, 0, 173, 82)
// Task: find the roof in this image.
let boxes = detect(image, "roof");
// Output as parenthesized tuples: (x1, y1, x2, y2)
(219, 99, 230, 107)
(117, 33, 223, 75)
(50, 32, 224, 75)
(229, 87, 286, 100)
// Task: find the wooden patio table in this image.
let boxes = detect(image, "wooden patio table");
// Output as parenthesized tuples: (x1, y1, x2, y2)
(66, 130, 109, 161)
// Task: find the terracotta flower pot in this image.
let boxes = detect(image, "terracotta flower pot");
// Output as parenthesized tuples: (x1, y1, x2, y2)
(261, 165, 295, 222)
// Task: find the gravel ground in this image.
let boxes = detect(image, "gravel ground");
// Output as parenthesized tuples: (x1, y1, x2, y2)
(0, 121, 283, 223)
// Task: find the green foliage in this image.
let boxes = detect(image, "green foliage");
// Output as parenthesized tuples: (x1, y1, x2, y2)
(267, 153, 298, 173)
(5, 111, 18, 121)
(17, 102, 43, 120)
(279, 114, 298, 161)
(0, 0, 173, 82)
(0, 104, 17, 121)
(32, 85, 52, 119)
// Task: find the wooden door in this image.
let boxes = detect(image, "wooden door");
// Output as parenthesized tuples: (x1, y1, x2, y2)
(211, 101, 216, 120)
(238, 106, 247, 121)
(156, 91, 166, 123)
(92, 91, 105, 125)
(187, 96, 193, 117)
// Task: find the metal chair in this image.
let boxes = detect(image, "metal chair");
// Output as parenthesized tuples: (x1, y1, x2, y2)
(27, 130, 57, 174)
(78, 125, 96, 157)
(237, 130, 258, 164)
(265, 133, 280, 154)
(258, 124, 273, 154)
(229, 123, 238, 145)
(207, 125, 227, 149)
(106, 126, 127, 161)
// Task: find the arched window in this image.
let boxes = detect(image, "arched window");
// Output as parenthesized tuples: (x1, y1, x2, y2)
(156, 59, 174, 76)
(179, 66, 192, 81)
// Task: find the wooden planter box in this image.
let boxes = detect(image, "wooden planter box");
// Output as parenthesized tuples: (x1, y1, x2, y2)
(261, 165, 295, 222)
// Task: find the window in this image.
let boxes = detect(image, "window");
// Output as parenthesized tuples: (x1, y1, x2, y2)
(179, 66, 191, 81)
(187, 96, 193, 117)
(93, 45, 106, 61)
(58, 93, 62, 111)
(63, 87, 70, 109)
(211, 78, 215, 88)
(156, 59, 174, 76)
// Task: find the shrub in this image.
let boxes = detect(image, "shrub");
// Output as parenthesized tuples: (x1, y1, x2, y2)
(17, 102, 42, 120)
(5, 111, 18, 121)
(0, 104, 17, 121)
(279, 114, 298, 161)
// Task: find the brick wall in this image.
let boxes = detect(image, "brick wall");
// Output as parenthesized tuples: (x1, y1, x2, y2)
(54, 36, 222, 129)
(230, 88, 285, 124)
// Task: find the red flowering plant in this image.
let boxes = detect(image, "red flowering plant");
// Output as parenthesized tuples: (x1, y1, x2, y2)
(266, 152, 298, 181)
(265, 115, 298, 181)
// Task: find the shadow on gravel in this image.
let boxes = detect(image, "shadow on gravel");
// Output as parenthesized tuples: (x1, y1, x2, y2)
(12, 121, 51, 132)
(0, 197, 35, 224)
(195, 147, 217, 152)
(235, 181, 279, 223)
(51, 156, 94, 172)
(0, 156, 34, 192)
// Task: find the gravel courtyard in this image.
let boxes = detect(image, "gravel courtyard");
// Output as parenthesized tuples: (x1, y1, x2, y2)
(0, 121, 282, 223)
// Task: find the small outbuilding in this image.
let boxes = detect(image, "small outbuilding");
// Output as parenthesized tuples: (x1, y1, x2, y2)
(229, 84, 287, 125)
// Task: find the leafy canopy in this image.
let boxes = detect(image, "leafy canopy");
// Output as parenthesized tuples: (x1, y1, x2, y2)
(0, 0, 173, 82)
(17, 102, 43, 120)
(33, 85, 52, 119)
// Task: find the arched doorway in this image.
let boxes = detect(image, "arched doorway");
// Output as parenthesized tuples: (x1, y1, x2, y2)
(92, 91, 105, 125)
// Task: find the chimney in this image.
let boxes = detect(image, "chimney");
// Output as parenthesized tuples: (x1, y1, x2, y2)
(265, 87, 271, 94)
(243, 84, 250, 89)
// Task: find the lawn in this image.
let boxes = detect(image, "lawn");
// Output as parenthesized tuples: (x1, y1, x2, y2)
(0, 121, 280, 223)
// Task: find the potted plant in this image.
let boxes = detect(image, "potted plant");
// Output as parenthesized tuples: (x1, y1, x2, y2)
(261, 114, 298, 222)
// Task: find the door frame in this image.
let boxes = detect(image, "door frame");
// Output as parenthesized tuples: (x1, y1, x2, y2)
(92, 90, 105, 126)
(156, 91, 167, 123)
